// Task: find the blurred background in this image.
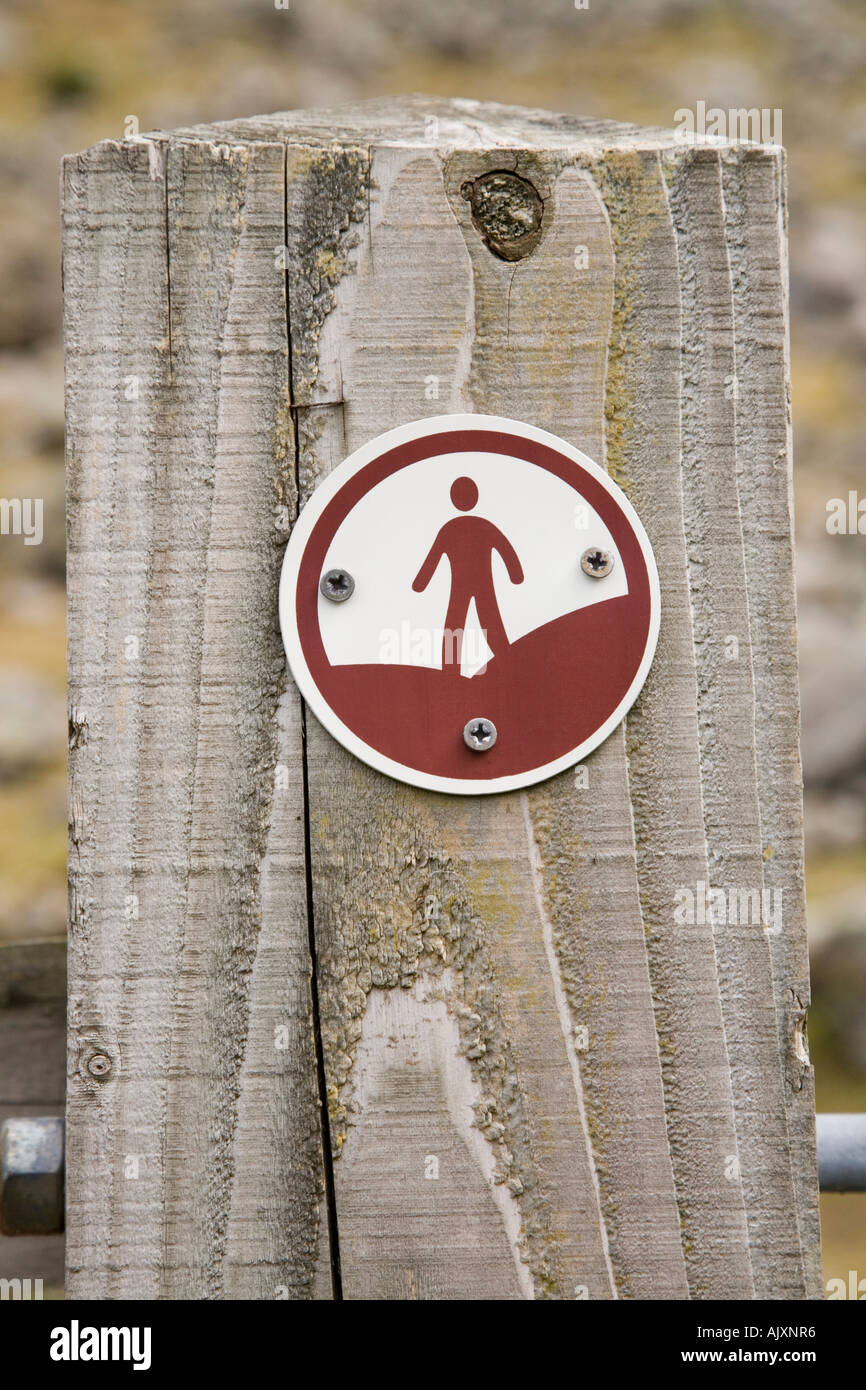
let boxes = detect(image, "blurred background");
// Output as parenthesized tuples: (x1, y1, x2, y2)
(0, 0, 864, 1294)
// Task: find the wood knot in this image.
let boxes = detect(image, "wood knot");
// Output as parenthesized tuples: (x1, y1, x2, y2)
(460, 170, 544, 262)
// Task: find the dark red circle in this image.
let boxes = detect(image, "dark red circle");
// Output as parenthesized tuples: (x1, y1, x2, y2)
(296, 429, 651, 783)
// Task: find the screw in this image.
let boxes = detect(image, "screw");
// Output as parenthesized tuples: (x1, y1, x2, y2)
(581, 547, 615, 579)
(320, 568, 355, 602)
(463, 717, 498, 752)
(87, 1053, 112, 1079)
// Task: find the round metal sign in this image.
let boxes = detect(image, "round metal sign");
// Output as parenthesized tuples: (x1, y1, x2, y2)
(279, 414, 660, 795)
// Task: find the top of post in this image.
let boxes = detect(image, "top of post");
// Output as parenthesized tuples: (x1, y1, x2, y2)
(125, 94, 782, 156)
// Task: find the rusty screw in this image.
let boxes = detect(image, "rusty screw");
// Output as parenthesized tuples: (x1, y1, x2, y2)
(463, 717, 498, 752)
(0, 1117, 65, 1236)
(87, 1053, 112, 1079)
(320, 569, 355, 603)
(581, 547, 615, 579)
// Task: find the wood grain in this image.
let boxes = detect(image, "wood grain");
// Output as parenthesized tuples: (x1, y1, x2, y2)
(64, 138, 329, 1300)
(720, 147, 821, 1296)
(665, 148, 807, 1298)
(64, 98, 820, 1299)
(586, 150, 753, 1298)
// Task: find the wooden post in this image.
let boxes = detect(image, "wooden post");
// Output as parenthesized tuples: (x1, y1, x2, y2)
(63, 96, 820, 1300)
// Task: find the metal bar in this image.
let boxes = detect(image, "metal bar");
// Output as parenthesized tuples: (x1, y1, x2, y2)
(816, 1113, 866, 1193)
(0, 1116, 65, 1235)
(3, 1112, 865, 1234)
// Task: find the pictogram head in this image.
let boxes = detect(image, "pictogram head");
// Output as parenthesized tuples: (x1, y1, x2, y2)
(450, 476, 478, 511)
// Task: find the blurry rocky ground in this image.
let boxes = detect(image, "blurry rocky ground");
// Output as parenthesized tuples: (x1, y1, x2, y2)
(0, 0, 864, 1285)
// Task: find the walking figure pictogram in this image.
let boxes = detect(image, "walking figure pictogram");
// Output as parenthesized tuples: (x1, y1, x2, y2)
(412, 476, 524, 668)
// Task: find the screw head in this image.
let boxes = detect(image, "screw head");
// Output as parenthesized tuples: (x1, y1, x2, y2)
(463, 717, 498, 752)
(320, 568, 355, 602)
(87, 1054, 112, 1079)
(581, 547, 615, 579)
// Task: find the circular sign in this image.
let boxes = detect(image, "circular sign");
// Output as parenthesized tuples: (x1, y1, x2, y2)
(279, 414, 660, 795)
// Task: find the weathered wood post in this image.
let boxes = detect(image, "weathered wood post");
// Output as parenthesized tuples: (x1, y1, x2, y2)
(63, 96, 820, 1300)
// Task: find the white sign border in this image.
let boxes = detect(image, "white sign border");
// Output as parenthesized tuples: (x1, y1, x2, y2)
(279, 413, 661, 796)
